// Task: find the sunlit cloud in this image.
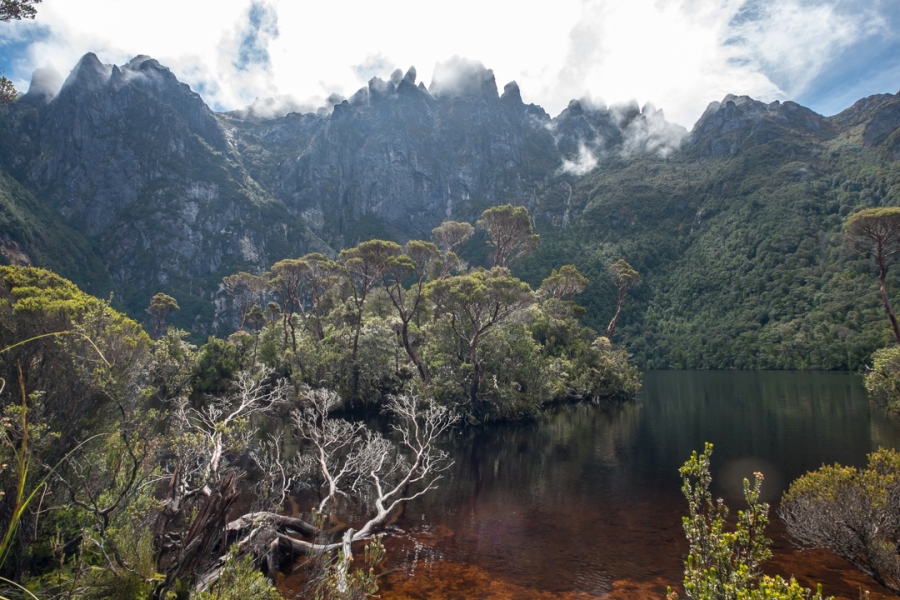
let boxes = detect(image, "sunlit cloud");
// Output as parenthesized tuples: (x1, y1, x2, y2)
(0, 0, 895, 127)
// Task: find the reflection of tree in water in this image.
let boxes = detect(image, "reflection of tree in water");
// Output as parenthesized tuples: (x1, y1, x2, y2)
(386, 401, 651, 596)
(425, 401, 644, 512)
(870, 409, 900, 452)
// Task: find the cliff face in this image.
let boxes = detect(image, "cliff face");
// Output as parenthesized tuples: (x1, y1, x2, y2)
(0, 53, 316, 323)
(0, 53, 898, 340)
(228, 67, 564, 244)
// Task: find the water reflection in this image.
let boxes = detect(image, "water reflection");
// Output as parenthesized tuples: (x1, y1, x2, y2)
(373, 371, 900, 599)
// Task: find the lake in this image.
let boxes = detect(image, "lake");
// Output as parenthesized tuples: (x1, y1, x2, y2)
(367, 371, 900, 599)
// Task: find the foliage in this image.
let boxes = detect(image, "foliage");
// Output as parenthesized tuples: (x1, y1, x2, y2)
(0, 0, 41, 21)
(477, 204, 540, 268)
(781, 447, 900, 595)
(667, 443, 830, 600)
(432, 221, 475, 255)
(539, 264, 589, 300)
(519, 141, 900, 370)
(0, 78, 15, 105)
(426, 267, 535, 407)
(311, 537, 385, 600)
(0, 266, 158, 594)
(191, 548, 279, 600)
(863, 345, 900, 411)
(0, 231, 642, 596)
(146, 292, 180, 339)
(218, 229, 642, 416)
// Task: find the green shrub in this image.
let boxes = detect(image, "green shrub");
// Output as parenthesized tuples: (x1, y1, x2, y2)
(864, 345, 900, 411)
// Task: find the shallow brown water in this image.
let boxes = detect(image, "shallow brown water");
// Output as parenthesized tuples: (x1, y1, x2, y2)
(283, 371, 900, 599)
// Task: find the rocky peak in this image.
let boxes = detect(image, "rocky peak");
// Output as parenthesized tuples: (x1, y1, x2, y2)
(829, 91, 900, 158)
(687, 94, 834, 157)
(828, 92, 896, 129)
(500, 81, 523, 105)
(20, 65, 64, 104)
(59, 52, 112, 96)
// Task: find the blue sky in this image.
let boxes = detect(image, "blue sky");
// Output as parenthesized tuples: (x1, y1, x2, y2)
(0, 0, 897, 127)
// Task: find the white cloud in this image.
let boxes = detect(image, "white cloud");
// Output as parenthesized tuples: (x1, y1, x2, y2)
(560, 142, 598, 176)
(1, 0, 891, 126)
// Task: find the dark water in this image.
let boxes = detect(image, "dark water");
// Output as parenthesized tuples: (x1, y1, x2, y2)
(278, 371, 900, 599)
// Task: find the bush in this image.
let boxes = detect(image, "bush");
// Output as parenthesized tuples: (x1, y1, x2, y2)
(864, 345, 900, 411)
(668, 443, 830, 600)
(192, 548, 279, 600)
(781, 447, 900, 595)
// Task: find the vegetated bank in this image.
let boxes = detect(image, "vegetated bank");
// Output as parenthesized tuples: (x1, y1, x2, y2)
(0, 207, 640, 599)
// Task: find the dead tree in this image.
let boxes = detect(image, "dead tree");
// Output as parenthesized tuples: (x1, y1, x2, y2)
(154, 369, 457, 595)
(153, 366, 289, 597)
(224, 390, 458, 588)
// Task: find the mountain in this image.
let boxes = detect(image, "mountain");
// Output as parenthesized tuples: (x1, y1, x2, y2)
(1, 52, 899, 369)
(519, 92, 900, 369)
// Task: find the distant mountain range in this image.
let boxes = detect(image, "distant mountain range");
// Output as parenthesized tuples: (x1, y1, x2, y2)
(1, 52, 899, 369)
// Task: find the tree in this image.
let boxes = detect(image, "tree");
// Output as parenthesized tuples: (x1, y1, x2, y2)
(668, 443, 829, 600)
(606, 259, 640, 339)
(208, 389, 456, 593)
(380, 240, 441, 383)
(146, 292, 180, 339)
(845, 207, 900, 345)
(154, 366, 290, 595)
(0, 76, 16, 104)
(477, 204, 539, 268)
(0, 0, 41, 21)
(339, 241, 396, 396)
(299, 253, 342, 342)
(539, 264, 589, 300)
(270, 258, 310, 353)
(426, 268, 534, 405)
(432, 221, 474, 255)
(222, 272, 269, 331)
(780, 447, 900, 595)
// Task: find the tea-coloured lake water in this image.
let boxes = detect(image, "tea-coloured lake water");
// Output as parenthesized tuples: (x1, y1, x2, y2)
(282, 371, 900, 599)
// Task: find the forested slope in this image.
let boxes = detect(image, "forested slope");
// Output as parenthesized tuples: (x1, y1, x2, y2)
(520, 99, 900, 369)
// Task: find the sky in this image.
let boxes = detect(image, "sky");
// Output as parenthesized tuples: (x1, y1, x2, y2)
(0, 0, 898, 128)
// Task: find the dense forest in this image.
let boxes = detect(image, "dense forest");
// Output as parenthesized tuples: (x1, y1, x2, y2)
(518, 137, 900, 371)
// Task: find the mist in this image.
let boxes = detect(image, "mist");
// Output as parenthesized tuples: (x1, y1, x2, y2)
(429, 56, 497, 98)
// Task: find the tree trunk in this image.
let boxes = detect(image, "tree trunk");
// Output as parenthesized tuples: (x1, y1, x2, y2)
(351, 312, 362, 398)
(606, 301, 623, 339)
(153, 472, 239, 599)
(288, 311, 298, 353)
(879, 255, 900, 345)
(468, 339, 481, 406)
(400, 321, 429, 383)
